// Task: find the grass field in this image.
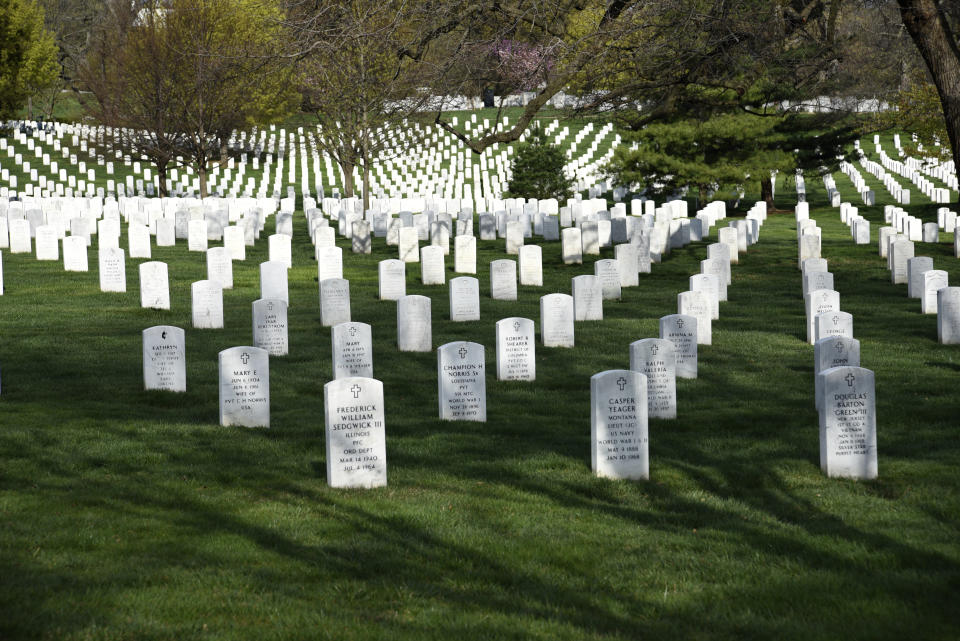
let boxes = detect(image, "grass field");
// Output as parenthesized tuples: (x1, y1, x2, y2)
(0, 138, 959, 640)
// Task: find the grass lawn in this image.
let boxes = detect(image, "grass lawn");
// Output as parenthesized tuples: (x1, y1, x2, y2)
(0, 146, 959, 640)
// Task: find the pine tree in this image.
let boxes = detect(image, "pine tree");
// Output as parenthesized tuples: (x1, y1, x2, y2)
(0, 0, 58, 120)
(506, 126, 574, 201)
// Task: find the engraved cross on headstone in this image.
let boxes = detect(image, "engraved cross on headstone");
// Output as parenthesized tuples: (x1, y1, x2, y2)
(616, 376, 627, 391)
(836, 342, 844, 354)
(241, 352, 250, 364)
(349, 326, 357, 337)
(676, 318, 684, 329)
(351, 384, 361, 398)
(845, 372, 856, 387)
(650, 344, 659, 355)
(513, 320, 520, 332)
(267, 301, 274, 311)
(832, 314, 840, 326)
(459, 346, 468, 359)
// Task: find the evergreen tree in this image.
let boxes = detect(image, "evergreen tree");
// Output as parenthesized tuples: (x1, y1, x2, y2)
(506, 126, 573, 201)
(0, 0, 58, 120)
(606, 112, 857, 209)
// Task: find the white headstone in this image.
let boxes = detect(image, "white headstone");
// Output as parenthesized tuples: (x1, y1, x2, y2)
(268, 233, 292, 268)
(615, 244, 639, 287)
(561, 228, 583, 264)
(629, 338, 677, 419)
(490, 259, 517, 300)
(8, 219, 31, 253)
(594, 259, 621, 301)
(188, 219, 208, 252)
(260, 260, 289, 305)
(219, 346, 269, 428)
(98, 246, 126, 292)
(922, 270, 949, 314)
(62, 235, 88, 271)
(378, 259, 406, 301)
(495, 317, 535, 381)
(142, 325, 186, 392)
(398, 226, 419, 262)
(659, 314, 697, 379)
(449, 276, 480, 321)
(817, 366, 877, 479)
(938, 287, 960, 344)
(572, 275, 603, 321)
(420, 245, 445, 285)
(540, 293, 575, 347)
(35, 225, 58, 260)
(814, 336, 860, 410)
(319, 278, 351, 327)
(192, 280, 224, 329)
(678, 290, 711, 345)
(814, 310, 853, 342)
(139, 261, 170, 310)
(437, 341, 486, 422)
(805, 289, 840, 345)
(252, 298, 289, 356)
(397, 295, 432, 352)
(454, 235, 476, 274)
(518, 245, 543, 286)
(324, 377, 387, 488)
(591, 369, 649, 480)
(332, 321, 373, 379)
(206, 246, 233, 289)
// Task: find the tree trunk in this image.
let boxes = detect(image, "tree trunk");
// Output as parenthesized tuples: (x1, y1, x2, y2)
(219, 137, 229, 163)
(157, 161, 168, 197)
(198, 160, 208, 198)
(898, 0, 960, 203)
(341, 158, 355, 198)
(760, 176, 776, 210)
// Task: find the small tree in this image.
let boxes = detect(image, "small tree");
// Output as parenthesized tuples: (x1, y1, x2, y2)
(606, 112, 856, 210)
(505, 126, 573, 201)
(0, 0, 58, 120)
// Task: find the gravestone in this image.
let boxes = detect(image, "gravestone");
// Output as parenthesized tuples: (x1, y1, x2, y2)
(269, 233, 291, 268)
(156, 218, 176, 248)
(139, 261, 170, 310)
(518, 245, 543, 286)
(814, 310, 853, 343)
(319, 278, 351, 327)
(62, 235, 88, 272)
(817, 366, 877, 479)
(718, 227, 740, 264)
(798, 234, 821, 269)
(142, 325, 186, 392)
(505, 221, 524, 254)
(495, 317, 535, 381)
(420, 245, 445, 285)
(430, 221, 450, 255)
(938, 287, 960, 344)
(192, 280, 224, 329)
(572, 275, 603, 321)
(814, 336, 860, 410)
(324, 377, 387, 488)
(540, 293, 575, 347)
(700, 257, 728, 301)
(615, 244, 639, 287)
(689, 273, 720, 320)
(594, 259, 622, 300)
(398, 226, 419, 263)
(706, 242, 733, 284)
(35, 225, 58, 260)
(659, 314, 697, 379)
(890, 239, 914, 285)
(316, 246, 344, 282)
(805, 289, 840, 345)
(922, 270, 949, 314)
(332, 321, 373, 379)
(98, 246, 126, 292)
(252, 298, 288, 356)
(803, 270, 834, 297)
(8, 219, 31, 254)
(437, 341, 486, 421)
(223, 225, 245, 260)
(206, 246, 233, 290)
(562, 228, 583, 264)
(352, 220, 372, 254)
(260, 260, 289, 305)
(378, 259, 406, 301)
(449, 276, 480, 321)
(219, 346, 269, 428)
(397, 295, 432, 352)
(581, 221, 600, 255)
(678, 291, 712, 345)
(126, 224, 150, 258)
(907, 256, 933, 298)
(479, 213, 496, 240)
(802, 257, 828, 275)
(629, 338, 677, 419)
(454, 235, 476, 274)
(591, 369, 649, 480)
(490, 259, 517, 300)
(188, 219, 208, 252)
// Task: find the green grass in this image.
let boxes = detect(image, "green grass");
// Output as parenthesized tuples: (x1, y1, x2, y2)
(0, 152, 959, 640)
